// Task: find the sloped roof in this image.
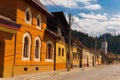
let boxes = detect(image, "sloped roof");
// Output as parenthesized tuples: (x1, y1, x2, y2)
(52, 12, 69, 28)
(25, 0, 53, 17)
(0, 15, 21, 30)
(106, 54, 117, 59)
(45, 29, 60, 39)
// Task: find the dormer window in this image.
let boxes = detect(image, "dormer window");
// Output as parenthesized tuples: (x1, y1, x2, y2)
(57, 27, 62, 35)
(37, 18, 40, 26)
(36, 15, 42, 29)
(26, 11, 30, 21)
(25, 7, 32, 24)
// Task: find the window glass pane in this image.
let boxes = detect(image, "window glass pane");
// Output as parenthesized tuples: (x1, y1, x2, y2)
(58, 47, 61, 56)
(26, 11, 30, 21)
(47, 44, 52, 59)
(35, 40, 39, 58)
(62, 48, 64, 56)
(23, 37, 28, 57)
(37, 18, 40, 26)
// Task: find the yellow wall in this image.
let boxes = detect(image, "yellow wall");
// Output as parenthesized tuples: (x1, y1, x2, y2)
(56, 41, 66, 70)
(73, 47, 77, 53)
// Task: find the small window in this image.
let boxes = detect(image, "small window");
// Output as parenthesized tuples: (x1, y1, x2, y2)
(57, 27, 62, 35)
(26, 11, 30, 21)
(58, 47, 61, 56)
(24, 67, 28, 71)
(62, 48, 64, 56)
(78, 54, 80, 59)
(25, 7, 32, 24)
(36, 15, 42, 29)
(36, 67, 39, 71)
(37, 18, 40, 26)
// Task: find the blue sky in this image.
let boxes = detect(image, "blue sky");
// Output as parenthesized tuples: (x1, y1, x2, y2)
(41, 0, 120, 37)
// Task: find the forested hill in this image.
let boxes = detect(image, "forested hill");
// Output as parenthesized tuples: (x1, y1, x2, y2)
(71, 30, 96, 49)
(72, 30, 120, 54)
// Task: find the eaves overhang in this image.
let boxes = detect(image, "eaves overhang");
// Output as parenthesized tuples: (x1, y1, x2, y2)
(0, 16, 21, 33)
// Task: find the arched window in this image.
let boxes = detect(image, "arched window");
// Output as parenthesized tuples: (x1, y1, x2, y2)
(25, 7, 32, 24)
(23, 37, 29, 57)
(36, 15, 42, 29)
(22, 32, 31, 60)
(46, 41, 54, 61)
(34, 36, 41, 61)
(35, 40, 39, 58)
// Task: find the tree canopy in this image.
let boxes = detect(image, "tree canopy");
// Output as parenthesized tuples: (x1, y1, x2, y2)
(72, 30, 120, 54)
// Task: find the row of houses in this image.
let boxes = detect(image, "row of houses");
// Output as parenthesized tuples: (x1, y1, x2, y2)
(0, 0, 102, 78)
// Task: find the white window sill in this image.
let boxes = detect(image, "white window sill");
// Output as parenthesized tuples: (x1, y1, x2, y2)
(36, 26, 42, 30)
(22, 57, 30, 61)
(45, 59, 53, 62)
(25, 20, 31, 25)
(34, 58, 40, 62)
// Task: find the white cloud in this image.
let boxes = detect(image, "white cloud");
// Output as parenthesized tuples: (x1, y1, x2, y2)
(41, 0, 102, 10)
(40, 0, 120, 37)
(72, 12, 120, 37)
(84, 4, 102, 10)
(79, 12, 107, 20)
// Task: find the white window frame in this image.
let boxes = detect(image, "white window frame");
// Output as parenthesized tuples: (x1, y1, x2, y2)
(34, 36, 41, 61)
(45, 41, 54, 62)
(25, 7, 32, 24)
(22, 32, 31, 61)
(36, 15, 42, 30)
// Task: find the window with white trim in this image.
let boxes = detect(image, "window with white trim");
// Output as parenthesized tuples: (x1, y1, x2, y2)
(34, 36, 41, 61)
(46, 41, 54, 61)
(36, 15, 42, 29)
(22, 32, 31, 60)
(25, 7, 32, 24)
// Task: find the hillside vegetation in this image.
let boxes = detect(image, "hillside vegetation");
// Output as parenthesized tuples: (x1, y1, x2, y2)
(72, 30, 120, 54)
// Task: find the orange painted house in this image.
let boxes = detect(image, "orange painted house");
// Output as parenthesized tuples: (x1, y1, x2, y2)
(0, 15, 20, 77)
(0, 0, 57, 77)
